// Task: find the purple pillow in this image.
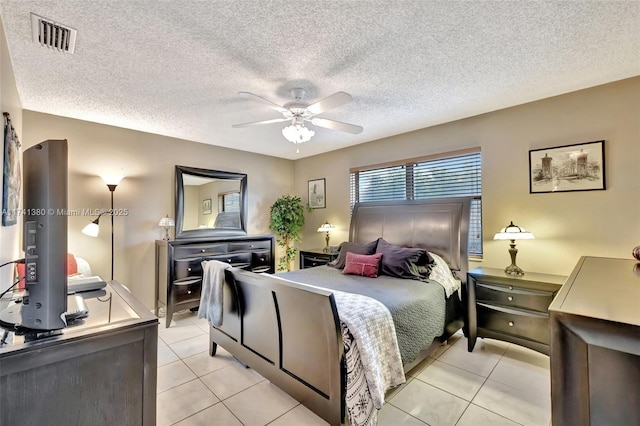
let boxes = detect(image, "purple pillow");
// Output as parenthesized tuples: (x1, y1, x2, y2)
(343, 252, 383, 278)
(328, 239, 378, 269)
(375, 238, 433, 280)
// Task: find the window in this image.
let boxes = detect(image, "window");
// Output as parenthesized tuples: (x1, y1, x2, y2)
(218, 191, 240, 212)
(350, 149, 483, 256)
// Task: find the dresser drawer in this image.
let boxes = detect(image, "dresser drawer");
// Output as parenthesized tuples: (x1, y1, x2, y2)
(174, 257, 203, 279)
(476, 282, 555, 313)
(251, 250, 272, 272)
(204, 252, 252, 268)
(228, 240, 271, 252)
(477, 304, 550, 345)
(174, 243, 228, 258)
(172, 277, 202, 303)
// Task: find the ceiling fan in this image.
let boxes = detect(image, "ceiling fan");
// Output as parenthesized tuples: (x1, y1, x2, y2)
(232, 88, 363, 149)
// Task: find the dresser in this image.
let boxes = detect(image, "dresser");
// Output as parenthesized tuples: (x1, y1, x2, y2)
(299, 248, 339, 269)
(549, 256, 640, 426)
(1, 281, 157, 426)
(465, 266, 565, 355)
(156, 235, 275, 327)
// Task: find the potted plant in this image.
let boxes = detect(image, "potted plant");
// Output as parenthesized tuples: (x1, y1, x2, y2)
(270, 195, 308, 271)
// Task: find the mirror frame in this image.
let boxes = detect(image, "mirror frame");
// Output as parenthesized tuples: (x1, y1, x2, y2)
(175, 165, 248, 239)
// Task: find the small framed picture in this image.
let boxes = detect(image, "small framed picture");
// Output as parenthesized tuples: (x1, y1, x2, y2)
(529, 140, 605, 193)
(308, 178, 326, 209)
(202, 198, 212, 215)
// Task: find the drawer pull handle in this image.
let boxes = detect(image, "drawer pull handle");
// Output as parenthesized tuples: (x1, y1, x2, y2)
(187, 290, 192, 294)
(507, 296, 513, 301)
(508, 321, 514, 327)
(227, 259, 232, 263)
(250, 244, 254, 248)
(508, 286, 513, 290)
(260, 257, 265, 261)
(187, 267, 192, 272)
(201, 249, 205, 253)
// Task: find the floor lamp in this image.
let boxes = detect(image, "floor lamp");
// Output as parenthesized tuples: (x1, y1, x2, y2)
(82, 175, 124, 281)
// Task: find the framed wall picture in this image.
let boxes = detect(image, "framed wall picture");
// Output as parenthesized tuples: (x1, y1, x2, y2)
(2, 113, 21, 226)
(529, 140, 605, 193)
(308, 178, 326, 209)
(202, 198, 212, 215)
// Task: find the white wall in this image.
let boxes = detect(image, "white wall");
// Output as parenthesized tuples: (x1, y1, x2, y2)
(21, 111, 294, 308)
(294, 77, 640, 277)
(0, 17, 22, 293)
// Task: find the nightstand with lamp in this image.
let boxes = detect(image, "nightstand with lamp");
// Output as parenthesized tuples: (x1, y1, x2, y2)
(299, 222, 338, 269)
(464, 220, 566, 355)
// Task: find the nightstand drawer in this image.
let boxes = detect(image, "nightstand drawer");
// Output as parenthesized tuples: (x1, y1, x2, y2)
(476, 282, 555, 313)
(477, 304, 550, 345)
(172, 277, 202, 303)
(302, 256, 331, 268)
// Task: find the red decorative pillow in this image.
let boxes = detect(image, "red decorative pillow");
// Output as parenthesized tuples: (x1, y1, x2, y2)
(342, 252, 382, 278)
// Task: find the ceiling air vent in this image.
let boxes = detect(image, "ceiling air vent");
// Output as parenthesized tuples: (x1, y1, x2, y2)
(30, 13, 77, 54)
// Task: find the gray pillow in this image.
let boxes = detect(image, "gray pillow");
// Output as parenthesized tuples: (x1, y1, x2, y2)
(328, 239, 379, 269)
(375, 238, 433, 280)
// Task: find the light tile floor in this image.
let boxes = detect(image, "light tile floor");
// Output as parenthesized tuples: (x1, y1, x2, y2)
(157, 311, 552, 426)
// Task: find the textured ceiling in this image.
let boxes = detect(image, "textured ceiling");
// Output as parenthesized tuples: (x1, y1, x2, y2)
(1, 1, 639, 160)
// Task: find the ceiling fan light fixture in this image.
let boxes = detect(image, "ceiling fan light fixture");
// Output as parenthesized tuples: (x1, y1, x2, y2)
(282, 124, 314, 145)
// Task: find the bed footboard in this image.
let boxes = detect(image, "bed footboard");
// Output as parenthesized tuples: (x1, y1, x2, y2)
(209, 268, 345, 425)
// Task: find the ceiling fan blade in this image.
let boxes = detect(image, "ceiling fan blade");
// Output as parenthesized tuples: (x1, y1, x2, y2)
(306, 92, 353, 114)
(232, 117, 289, 128)
(238, 92, 288, 114)
(311, 118, 363, 134)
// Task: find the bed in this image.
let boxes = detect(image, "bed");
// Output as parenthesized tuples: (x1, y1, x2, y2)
(205, 197, 471, 425)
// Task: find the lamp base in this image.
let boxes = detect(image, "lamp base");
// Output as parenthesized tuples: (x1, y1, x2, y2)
(504, 264, 525, 276)
(504, 242, 525, 276)
(323, 233, 330, 252)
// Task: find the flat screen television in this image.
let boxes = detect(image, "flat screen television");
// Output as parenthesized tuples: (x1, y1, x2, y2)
(0, 139, 68, 332)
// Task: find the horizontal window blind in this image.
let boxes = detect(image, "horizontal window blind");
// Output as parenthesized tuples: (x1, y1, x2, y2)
(219, 192, 240, 212)
(350, 151, 483, 256)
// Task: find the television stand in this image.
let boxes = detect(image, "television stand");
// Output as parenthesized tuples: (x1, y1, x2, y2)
(0, 281, 158, 425)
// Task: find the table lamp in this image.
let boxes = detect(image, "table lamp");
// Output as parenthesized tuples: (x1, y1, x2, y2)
(494, 221, 534, 276)
(317, 221, 336, 253)
(159, 215, 175, 241)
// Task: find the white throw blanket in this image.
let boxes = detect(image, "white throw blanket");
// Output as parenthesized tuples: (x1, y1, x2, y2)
(198, 260, 231, 326)
(333, 291, 406, 425)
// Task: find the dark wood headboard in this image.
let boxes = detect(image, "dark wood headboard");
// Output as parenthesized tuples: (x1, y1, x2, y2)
(349, 197, 472, 281)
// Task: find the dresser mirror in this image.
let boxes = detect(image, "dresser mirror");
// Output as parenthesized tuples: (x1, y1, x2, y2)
(175, 165, 247, 238)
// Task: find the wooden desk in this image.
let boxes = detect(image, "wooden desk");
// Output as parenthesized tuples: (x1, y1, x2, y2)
(0, 281, 158, 426)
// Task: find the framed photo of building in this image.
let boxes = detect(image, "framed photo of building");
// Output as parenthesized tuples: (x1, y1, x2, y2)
(308, 178, 326, 209)
(529, 140, 605, 194)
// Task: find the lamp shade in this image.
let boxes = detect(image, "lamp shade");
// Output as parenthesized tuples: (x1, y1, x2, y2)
(159, 216, 175, 227)
(317, 222, 335, 233)
(100, 175, 124, 186)
(82, 221, 100, 237)
(494, 221, 534, 240)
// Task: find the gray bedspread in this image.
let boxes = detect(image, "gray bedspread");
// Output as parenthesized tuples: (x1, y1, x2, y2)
(277, 266, 447, 365)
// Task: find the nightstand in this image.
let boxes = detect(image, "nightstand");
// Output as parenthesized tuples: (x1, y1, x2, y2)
(299, 248, 339, 269)
(465, 266, 566, 355)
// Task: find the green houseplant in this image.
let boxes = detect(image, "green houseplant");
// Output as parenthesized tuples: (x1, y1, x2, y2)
(270, 195, 308, 271)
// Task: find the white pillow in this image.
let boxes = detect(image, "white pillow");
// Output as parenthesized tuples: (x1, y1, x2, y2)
(74, 256, 93, 277)
(428, 252, 461, 297)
